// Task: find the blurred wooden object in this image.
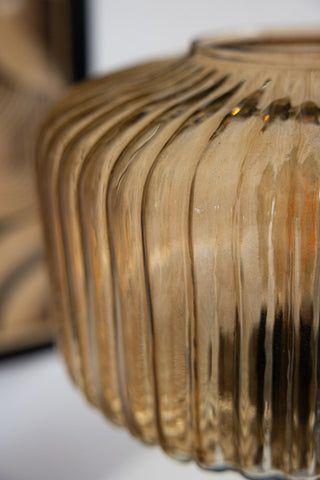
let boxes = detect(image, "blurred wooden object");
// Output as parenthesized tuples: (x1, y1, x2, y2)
(0, 0, 75, 354)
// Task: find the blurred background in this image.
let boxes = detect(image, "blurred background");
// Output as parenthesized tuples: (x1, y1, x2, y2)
(1, 1, 320, 479)
(88, 0, 320, 74)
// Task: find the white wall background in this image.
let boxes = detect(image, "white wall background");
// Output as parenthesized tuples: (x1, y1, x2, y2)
(88, 0, 320, 75)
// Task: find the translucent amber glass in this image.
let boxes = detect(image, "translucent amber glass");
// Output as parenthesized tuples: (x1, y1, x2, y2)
(36, 32, 320, 479)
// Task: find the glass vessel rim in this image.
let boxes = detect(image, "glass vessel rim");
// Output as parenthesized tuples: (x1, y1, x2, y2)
(192, 29, 320, 68)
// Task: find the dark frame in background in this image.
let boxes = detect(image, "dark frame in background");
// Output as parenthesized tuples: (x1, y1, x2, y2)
(71, 0, 87, 81)
(33, 0, 88, 83)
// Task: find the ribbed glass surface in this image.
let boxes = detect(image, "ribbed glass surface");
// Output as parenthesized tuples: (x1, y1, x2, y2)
(36, 32, 320, 479)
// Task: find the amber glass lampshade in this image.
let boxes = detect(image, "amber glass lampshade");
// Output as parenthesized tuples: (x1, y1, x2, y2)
(36, 31, 320, 479)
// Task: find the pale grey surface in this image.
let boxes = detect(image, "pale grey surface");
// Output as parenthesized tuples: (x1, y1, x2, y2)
(88, 0, 320, 74)
(0, 349, 237, 480)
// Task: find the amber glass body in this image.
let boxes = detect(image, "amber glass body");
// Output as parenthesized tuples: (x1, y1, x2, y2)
(36, 32, 320, 479)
